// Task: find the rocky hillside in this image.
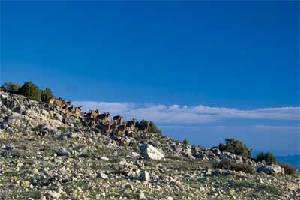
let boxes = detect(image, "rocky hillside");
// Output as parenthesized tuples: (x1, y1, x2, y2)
(0, 91, 299, 199)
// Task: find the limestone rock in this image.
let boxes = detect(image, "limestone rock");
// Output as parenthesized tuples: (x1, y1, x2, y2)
(97, 172, 108, 179)
(140, 144, 164, 160)
(139, 170, 150, 182)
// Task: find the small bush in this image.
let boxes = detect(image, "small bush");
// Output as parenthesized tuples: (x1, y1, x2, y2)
(218, 138, 251, 158)
(2, 81, 55, 103)
(19, 81, 41, 101)
(148, 121, 161, 133)
(1, 82, 20, 94)
(256, 152, 276, 165)
(57, 126, 68, 133)
(41, 88, 53, 103)
(214, 160, 255, 174)
(183, 139, 189, 147)
(230, 180, 255, 189)
(257, 185, 281, 195)
(279, 163, 296, 175)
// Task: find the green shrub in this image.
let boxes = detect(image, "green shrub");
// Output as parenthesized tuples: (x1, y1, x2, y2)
(148, 121, 161, 133)
(57, 126, 68, 133)
(257, 185, 281, 195)
(183, 139, 189, 147)
(32, 124, 47, 132)
(19, 81, 41, 101)
(214, 160, 255, 174)
(256, 152, 276, 165)
(5, 81, 56, 103)
(1, 82, 20, 94)
(279, 163, 296, 175)
(218, 138, 251, 158)
(230, 180, 255, 188)
(41, 88, 53, 103)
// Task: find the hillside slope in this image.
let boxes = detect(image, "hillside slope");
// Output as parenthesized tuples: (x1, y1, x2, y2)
(0, 91, 299, 199)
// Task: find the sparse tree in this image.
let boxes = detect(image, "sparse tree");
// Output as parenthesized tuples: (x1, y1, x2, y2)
(183, 139, 189, 148)
(1, 82, 20, 94)
(19, 81, 41, 101)
(218, 138, 251, 158)
(41, 88, 53, 103)
(256, 152, 276, 165)
(148, 121, 161, 133)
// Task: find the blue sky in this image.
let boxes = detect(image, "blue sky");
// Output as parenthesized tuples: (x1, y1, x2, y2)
(1, 1, 299, 155)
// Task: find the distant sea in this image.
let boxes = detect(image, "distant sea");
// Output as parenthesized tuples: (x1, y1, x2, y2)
(276, 155, 300, 170)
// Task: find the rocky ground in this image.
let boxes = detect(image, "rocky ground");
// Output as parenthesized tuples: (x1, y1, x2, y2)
(0, 91, 299, 200)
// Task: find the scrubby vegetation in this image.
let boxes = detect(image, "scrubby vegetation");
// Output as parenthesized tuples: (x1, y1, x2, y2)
(256, 152, 276, 164)
(218, 138, 251, 158)
(149, 121, 161, 133)
(183, 139, 189, 148)
(214, 160, 255, 174)
(1, 81, 54, 103)
(19, 82, 42, 101)
(1, 82, 20, 94)
(279, 163, 296, 175)
(41, 88, 54, 103)
(136, 120, 160, 133)
(255, 152, 296, 175)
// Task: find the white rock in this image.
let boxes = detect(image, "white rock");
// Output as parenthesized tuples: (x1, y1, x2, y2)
(139, 170, 150, 182)
(98, 172, 108, 179)
(140, 144, 164, 160)
(100, 156, 109, 161)
(131, 152, 139, 157)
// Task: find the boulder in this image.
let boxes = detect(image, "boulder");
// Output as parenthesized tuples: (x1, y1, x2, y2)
(139, 144, 164, 160)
